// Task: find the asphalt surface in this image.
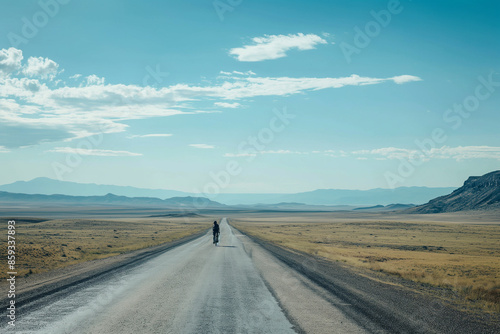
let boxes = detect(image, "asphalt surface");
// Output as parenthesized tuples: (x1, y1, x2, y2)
(4, 218, 498, 333)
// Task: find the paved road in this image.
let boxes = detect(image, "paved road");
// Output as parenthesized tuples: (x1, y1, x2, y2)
(7, 218, 369, 334)
(6, 218, 497, 333)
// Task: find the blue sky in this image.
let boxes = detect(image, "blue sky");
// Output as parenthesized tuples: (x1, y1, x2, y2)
(0, 0, 499, 194)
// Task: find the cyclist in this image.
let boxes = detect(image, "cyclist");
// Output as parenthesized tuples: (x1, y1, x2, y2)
(213, 220, 220, 245)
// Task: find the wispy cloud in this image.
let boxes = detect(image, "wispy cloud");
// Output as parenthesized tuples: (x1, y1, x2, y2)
(209, 75, 421, 100)
(229, 33, 328, 62)
(47, 147, 142, 156)
(432, 146, 500, 160)
(224, 149, 309, 157)
(128, 134, 173, 138)
(353, 147, 416, 160)
(214, 102, 241, 108)
(219, 70, 256, 77)
(0, 145, 9, 153)
(224, 152, 256, 158)
(353, 146, 500, 161)
(261, 150, 307, 155)
(0, 47, 421, 149)
(224, 146, 500, 161)
(190, 144, 215, 149)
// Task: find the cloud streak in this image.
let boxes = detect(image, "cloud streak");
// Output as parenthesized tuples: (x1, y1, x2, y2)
(47, 147, 142, 156)
(352, 146, 500, 161)
(229, 33, 328, 61)
(214, 102, 241, 108)
(224, 146, 500, 161)
(128, 134, 173, 138)
(190, 144, 215, 149)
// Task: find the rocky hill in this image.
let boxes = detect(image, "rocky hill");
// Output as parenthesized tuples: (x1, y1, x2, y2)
(407, 171, 500, 213)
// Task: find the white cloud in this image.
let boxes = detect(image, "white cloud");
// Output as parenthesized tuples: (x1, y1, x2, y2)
(128, 134, 173, 138)
(86, 74, 105, 86)
(353, 146, 500, 161)
(391, 75, 423, 84)
(0, 48, 23, 77)
(214, 102, 241, 108)
(70, 74, 82, 80)
(0, 77, 46, 97)
(47, 147, 142, 156)
(229, 33, 328, 62)
(22, 57, 59, 80)
(0, 145, 9, 153)
(190, 144, 215, 149)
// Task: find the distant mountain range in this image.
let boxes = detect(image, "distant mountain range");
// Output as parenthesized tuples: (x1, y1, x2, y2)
(212, 187, 455, 206)
(0, 177, 456, 206)
(0, 177, 190, 199)
(353, 203, 415, 212)
(0, 191, 226, 209)
(1, 172, 497, 212)
(407, 170, 500, 213)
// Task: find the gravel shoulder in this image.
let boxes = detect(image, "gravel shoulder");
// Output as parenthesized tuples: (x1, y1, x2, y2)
(0, 229, 207, 309)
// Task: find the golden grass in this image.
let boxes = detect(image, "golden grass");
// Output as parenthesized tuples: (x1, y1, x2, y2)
(231, 216, 500, 312)
(0, 216, 211, 280)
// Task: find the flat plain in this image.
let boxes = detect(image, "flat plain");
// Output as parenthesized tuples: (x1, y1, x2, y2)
(230, 210, 500, 313)
(2, 208, 499, 316)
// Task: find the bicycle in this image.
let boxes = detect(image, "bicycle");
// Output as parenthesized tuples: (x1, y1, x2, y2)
(213, 232, 220, 246)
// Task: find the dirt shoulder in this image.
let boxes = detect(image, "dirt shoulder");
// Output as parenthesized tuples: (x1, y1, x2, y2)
(0, 229, 207, 308)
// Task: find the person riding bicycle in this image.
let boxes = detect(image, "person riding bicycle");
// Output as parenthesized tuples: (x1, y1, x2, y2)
(213, 221, 220, 245)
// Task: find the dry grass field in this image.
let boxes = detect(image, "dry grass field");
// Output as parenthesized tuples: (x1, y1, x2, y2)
(0, 216, 211, 280)
(231, 212, 500, 312)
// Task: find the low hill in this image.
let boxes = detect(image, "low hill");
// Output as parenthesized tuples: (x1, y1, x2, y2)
(407, 171, 500, 213)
